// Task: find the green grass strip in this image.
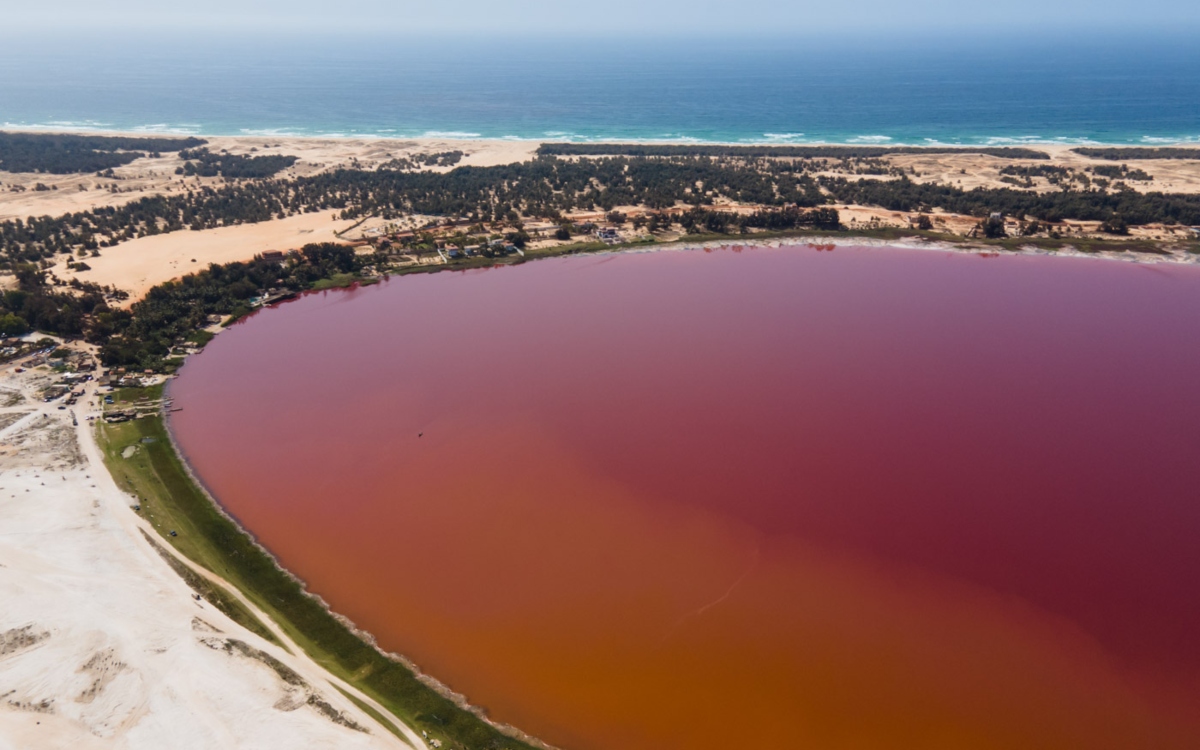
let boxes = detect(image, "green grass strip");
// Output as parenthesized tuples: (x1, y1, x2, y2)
(96, 392, 536, 750)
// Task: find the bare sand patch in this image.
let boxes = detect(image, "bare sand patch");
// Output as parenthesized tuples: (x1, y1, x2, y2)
(55, 210, 355, 302)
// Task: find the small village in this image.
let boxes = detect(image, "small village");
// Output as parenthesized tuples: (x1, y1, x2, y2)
(343, 200, 1200, 274)
(354, 210, 657, 269)
(1, 333, 172, 426)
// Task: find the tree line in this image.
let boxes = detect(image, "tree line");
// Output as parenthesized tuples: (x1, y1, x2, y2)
(0, 156, 829, 264)
(538, 143, 1051, 160)
(820, 175, 1200, 225)
(0, 132, 205, 174)
(0, 265, 123, 338)
(176, 148, 299, 179)
(672, 206, 840, 234)
(98, 243, 360, 368)
(1072, 147, 1200, 161)
(5, 154, 1199, 269)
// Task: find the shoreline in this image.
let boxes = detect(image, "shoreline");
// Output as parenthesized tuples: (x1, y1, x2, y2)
(6, 126, 1200, 150)
(144, 235, 1196, 748)
(619, 232, 1200, 265)
(91, 371, 548, 750)
(158, 381, 560, 750)
(145, 239, 1200, 750)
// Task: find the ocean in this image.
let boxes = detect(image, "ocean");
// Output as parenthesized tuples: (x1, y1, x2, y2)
(1, 33, 1197, 145)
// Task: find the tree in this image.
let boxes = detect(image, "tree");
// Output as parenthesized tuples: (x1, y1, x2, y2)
(1099, 214, 1129, 235)
(0, 312, 28, 336)
(915, 214, 934, 231)
(979, 214, 1007, 239)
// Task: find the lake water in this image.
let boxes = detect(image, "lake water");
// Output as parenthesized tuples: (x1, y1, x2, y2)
(170, 245, 1200, 749)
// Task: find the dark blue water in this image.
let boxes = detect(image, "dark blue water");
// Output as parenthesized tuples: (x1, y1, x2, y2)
(1, 33, 1197, 145)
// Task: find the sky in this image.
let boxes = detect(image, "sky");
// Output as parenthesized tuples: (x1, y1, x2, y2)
(7, 0, 1200, 35)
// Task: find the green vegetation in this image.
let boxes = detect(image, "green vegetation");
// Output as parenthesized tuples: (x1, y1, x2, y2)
(4, 146, 1196, 365)
(334, 687, 409, 743)
(176, 147, 298, 179)
(1089, 164, 1153, 181)
(15, 204, 1192, 372)
(1, 155, 832, 264)
(311, 273, 378, 290)
(139, 528, 281, 645)
(379, 150, 465, 170)
(998, 163, 1075, 187)
(0, 265, 122, 338)
(0, 132, 205, 174)
(818, 175, 1200, 225)
(537, 143, 1052, 159)
(8, 151, 1200, 268)
(1072, 147, 1200, 160)
(95, 402, 536, 750)
(98, 243, 362, 368)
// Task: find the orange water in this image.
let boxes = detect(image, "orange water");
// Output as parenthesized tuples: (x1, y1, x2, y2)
(171, 246, 1200, 749)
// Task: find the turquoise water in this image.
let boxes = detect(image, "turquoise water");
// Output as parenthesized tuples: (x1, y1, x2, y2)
(1, 33, 1198, 145)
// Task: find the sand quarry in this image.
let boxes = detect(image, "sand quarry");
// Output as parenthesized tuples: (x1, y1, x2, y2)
(0, 364, 426, 750)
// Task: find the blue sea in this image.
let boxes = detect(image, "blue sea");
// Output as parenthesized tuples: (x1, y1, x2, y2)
(0, 32, 1198, 145)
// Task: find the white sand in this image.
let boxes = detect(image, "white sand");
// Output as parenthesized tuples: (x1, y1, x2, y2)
(0, 366, 425, 750)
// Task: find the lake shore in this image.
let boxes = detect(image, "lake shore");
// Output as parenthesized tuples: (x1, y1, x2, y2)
(156, 380, 556, 750)
(162, 243, 1200, 750)
(7, 235, 1199, 749)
